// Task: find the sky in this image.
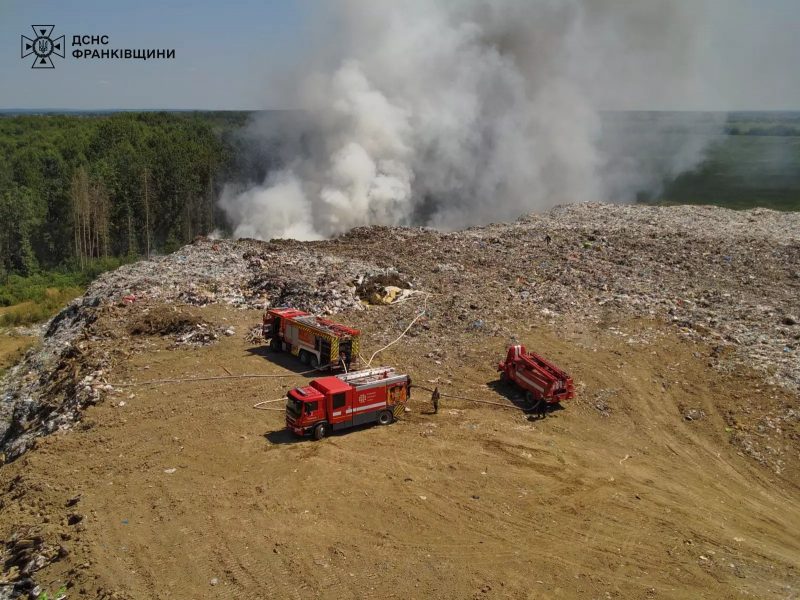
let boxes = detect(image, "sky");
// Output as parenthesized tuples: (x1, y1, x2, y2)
(1, 0, 800, 111)
(0, 0, 330, 110)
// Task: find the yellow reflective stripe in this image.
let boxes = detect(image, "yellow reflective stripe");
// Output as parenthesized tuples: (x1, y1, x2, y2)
(291, 321, 324, 339)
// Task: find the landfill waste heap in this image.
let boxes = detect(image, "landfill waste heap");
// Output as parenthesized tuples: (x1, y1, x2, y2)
(0, 202, 798, 600)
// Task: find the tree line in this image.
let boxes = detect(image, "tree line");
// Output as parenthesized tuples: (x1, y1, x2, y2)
(0, 112, 250, 278)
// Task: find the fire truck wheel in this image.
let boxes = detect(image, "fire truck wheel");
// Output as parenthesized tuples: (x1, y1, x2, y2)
(378, 410, 393, 426)
(525, 391, 535, 406)
(270, 338, 281, 352)
(313, 423, 328, 440)
(299, 351, 310, 365)
(310, 354, 319, 369)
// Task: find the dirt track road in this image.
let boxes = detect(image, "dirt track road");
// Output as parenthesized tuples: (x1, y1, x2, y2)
(2, 304, 798, 599)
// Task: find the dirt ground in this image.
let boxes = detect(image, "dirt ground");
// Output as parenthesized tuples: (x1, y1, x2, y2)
(1, 302, 797, 599)
(0, 333, 36, 375)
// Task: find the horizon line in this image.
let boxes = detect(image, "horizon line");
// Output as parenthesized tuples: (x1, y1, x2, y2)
(2, 107, 800, 115)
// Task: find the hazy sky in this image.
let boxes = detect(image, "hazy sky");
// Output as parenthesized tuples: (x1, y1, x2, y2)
(1, 0, 799, 110)
(0, 0, 327, 109)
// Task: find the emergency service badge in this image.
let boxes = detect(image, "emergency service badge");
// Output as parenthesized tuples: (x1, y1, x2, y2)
(21, 25, 65, 69)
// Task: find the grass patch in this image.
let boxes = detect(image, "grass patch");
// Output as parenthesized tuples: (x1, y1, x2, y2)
(0, 288, 84, 327)
(0, 272, 83, 307)
(0, 256, 133, 326)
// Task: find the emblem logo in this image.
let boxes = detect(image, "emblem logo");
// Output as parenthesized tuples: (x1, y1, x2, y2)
(21, 25, 65, 69)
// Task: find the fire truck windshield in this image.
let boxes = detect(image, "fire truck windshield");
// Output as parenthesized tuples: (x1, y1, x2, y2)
(286, 395, 302, 417)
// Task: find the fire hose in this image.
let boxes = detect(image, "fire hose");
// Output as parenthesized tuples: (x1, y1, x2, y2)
(113, 294, 535, 414)
(411, 385, 523, 411)
(253, 386, 524, 412)
(111, 370, 318, 387)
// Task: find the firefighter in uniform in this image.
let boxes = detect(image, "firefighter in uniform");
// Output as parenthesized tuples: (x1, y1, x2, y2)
(431, 387, 440, 414)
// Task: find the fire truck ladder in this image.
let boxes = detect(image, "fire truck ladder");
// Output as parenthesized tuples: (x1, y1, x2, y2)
(337, 367, 397, 385)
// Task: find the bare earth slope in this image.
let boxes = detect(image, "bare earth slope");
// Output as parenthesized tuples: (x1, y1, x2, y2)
(0, 203, 798, 599)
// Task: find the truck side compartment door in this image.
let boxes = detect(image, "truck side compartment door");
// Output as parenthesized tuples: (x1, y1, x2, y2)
(351, 386, 385, 427)
(329, 392, 351, 430)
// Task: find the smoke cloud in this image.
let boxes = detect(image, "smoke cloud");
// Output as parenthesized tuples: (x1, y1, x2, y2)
(221, 0, 725, 240)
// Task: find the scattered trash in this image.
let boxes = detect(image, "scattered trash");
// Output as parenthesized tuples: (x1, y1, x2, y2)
(0, 531, 66, 592)
(245, 325, 264, 344)
(684, 408, 705, 422)
(594, 400, 611, 415)
(127, 310, 205, 336)
(370, 285, 402, 305)
(164, 468, 177, 474)
(356, 272, 413, 305)
(172, 326, 220, 348)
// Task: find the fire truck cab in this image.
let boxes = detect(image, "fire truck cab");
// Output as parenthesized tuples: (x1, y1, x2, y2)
(285, 367, 411, 440)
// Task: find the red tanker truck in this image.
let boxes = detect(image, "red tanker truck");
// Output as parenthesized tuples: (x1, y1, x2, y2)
(498, 345, 575, 407)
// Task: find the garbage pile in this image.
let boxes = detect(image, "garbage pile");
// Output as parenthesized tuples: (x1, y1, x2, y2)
(330, 204, 799, 393)
(87, 238, 402, 314)
(1, 203, 798, 467)
(511, 204, 799, 392)
(171, 324, 220, 348)
(126, 306, 226, 348)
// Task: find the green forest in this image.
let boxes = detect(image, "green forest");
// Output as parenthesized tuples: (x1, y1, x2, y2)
(0, 112, 253, 279)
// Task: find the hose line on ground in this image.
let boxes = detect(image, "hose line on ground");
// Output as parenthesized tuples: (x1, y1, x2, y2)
(111, 370, 317, 387)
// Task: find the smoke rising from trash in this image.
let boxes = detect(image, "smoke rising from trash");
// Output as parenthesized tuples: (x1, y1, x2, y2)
(220, 0, 727, 240)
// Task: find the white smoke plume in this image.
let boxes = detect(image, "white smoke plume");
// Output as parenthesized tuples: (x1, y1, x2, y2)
(221, 0, 724, 240)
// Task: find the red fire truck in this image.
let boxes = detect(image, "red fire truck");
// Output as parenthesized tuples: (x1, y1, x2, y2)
(285, 367, 412, 439)
(263, 307, 360, 371)
(498, 345, 575, 406)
